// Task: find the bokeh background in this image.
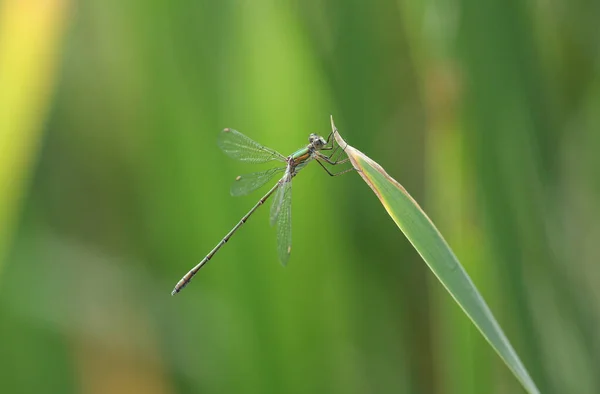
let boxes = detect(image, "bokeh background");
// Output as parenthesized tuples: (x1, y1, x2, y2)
(1, 0, 599, 393)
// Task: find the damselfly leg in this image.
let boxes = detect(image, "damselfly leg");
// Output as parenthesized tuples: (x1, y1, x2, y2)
(313, 129, 353, 176)
(314, 155, 355, 177)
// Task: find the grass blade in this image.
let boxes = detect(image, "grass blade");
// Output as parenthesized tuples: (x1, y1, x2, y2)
(331, 116, 539, 394)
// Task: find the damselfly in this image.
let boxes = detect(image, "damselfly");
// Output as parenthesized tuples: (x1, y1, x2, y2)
(171, 127, 352, 295)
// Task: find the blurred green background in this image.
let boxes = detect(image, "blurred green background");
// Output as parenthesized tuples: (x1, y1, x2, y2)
(1, 0, 598, 393)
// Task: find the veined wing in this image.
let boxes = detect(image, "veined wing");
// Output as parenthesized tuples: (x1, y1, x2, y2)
(218, 128, 286, 163)
(230, 167, 286, 196)
(270, 171, 291, 226)
(270, 174, 293, 265)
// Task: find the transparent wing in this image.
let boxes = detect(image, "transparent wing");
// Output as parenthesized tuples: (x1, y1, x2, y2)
(218, 128, 286, 163)
(270, 172, 291, 226)
(274, 179, 293, 266)
(230, 167, 286, 196)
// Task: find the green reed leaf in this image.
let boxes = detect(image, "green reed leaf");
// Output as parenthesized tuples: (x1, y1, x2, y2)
(331, 116, 539, 394)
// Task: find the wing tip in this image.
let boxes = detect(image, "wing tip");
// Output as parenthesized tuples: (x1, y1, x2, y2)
(279, 246, 291, 266)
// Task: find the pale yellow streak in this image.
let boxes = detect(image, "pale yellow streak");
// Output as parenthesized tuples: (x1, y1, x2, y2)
(0, 0, 69, 273)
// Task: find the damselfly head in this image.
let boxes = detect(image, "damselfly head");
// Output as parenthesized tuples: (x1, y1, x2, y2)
(309, 133, 327, 150)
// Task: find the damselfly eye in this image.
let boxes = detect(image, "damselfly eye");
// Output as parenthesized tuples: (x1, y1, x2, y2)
(308, 133, 317, 143)
(311, 136, 326, 148)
